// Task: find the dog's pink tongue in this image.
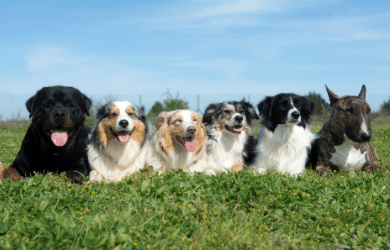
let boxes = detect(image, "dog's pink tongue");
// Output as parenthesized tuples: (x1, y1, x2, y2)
(185, 141, 196, 152)
(118, 134, 130, 143)
(51, 132, 68, 147)
(234, 128, 242, 132)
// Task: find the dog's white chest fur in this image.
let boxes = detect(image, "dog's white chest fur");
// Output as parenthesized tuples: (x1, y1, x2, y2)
(330, 136, 367, 171)
(251, 125, 315, 177)
(206, 130, 246, 174)
(88, 139, 148, 182)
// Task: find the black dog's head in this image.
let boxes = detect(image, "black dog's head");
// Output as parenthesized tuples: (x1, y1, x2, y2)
(258, 93, 315, 132)
(325, 84, 372, 143)
(26, 85, 92, 147)
(203, 99, 259, 135)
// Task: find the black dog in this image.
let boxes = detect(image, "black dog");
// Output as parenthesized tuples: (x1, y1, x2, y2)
(7, 86, 92, 183)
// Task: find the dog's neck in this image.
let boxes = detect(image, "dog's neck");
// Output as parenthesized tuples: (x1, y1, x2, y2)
(320, 113, 346, 146)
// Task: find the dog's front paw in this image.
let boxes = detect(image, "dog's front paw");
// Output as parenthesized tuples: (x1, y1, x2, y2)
(362, 162, 389, 174)
(316, 165, 332, 175)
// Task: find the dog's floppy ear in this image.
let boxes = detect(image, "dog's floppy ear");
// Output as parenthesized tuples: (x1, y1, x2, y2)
(325, 85, 339, 107)
(257, 97, 272, 117)
(241, 100, 259, 125)
(358, 84, 366, 100)
(202, 103, 218, 126)
(301, 97, 316, 120)
(25, 95, 37, 119)
(80, 93, 92, 116)
(156, 112, 168, 130)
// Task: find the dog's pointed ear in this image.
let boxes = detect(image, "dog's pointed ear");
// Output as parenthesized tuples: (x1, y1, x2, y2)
(156, 112, 168, 130)
(325, 85, 339, 107)
(25, 95, 37, 119)
(202, 103, 218, 126)
(358, 84, 366, 100)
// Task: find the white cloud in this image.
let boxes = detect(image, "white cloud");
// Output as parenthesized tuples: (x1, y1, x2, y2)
(26, 47, 84, 72)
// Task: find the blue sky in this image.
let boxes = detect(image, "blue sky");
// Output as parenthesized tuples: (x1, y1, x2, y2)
(1, 0, 389, 118)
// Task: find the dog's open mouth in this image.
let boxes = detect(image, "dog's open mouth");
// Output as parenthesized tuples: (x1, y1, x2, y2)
(176, 135, 196, 152)
(225, 124, 242, 133)
(111, 128, 133, 143)
(50, 130, 69, 147)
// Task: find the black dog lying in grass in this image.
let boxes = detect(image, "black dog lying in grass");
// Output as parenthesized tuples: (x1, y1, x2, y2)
(0, 86, 92, 184)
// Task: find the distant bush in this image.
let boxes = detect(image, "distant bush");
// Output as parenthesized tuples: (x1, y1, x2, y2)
(380, 96, 390, 113)
(147, 90, 189, 118)
(305, 91, 331, 116)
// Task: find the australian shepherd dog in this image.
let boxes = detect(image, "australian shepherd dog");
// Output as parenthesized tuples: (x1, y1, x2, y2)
(87, 101, 153, 182)
(202, 100, 259, 174)
(146, 110, 207, 174)
(249, 94, 315, 177)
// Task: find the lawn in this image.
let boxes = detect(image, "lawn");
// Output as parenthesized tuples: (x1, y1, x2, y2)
(0, 115, 390, 249)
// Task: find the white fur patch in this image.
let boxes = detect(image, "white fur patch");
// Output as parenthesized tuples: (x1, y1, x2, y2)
(205, 128, 248, 174)
(88, 101, 148, 182)
(330, 135, 367, 171)
(250, 124, 315, 177)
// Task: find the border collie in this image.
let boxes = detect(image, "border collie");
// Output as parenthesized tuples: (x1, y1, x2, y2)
(249, 94, 315, 177)
(202, 100, 259, 174)
(88, 101, 153, 182)
(146, 110, 207, 174)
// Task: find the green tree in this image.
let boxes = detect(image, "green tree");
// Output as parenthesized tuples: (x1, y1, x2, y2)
(305, 91, 331, 115)
(147, 90, 189, 118)
(380, 96, 390, 113)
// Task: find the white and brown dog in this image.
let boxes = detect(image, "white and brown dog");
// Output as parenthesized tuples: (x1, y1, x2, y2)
(202, 100, 259, 174)
(146, 110, 207, 174)
(310, 85, 387, 174)
(87, 101, 153, 182)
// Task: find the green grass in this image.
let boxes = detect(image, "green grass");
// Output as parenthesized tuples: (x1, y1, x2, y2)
(1, 114, 390, 249)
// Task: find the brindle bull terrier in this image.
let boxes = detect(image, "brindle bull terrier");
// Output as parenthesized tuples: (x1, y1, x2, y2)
(310, 85, 387, 175)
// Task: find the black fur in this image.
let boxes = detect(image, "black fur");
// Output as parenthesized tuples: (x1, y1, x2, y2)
(258, 93, 315, 132)
(10, 86, 92, 184)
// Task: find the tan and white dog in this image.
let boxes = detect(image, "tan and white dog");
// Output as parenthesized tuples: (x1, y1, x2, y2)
(146, 110, 207, 174)
(87, 101, 153, 182)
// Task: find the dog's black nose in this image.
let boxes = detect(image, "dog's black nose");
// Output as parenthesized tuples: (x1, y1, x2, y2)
(291, 111, 300, 119)
(53, 110, 66, 120)
(187, 126, 197, 134)
(235, 116, 244, 123)
(119, 120, 129, 128)
(361, 132, 371, 142)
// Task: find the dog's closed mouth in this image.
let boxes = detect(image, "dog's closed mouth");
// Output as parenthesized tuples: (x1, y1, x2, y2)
(225, 125, 242, 133)
(50, 130, 69, 147)
(176, 135, 196, 152)
(111, 128, 132, 143)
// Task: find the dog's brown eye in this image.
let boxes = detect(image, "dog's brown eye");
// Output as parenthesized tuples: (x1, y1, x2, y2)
(367, 107, 371, 113)
(193, 118, 197, 122)
(223, 110, 231, 115)
(346, 107, 353, 113)
(110, 113, 117, 117)
(238, 110, 244, 114)
(280, 100, 288, 108)
(127, 112, 134, 117)
(43, 101, 54, 108)
(67, 103, 75, 108)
